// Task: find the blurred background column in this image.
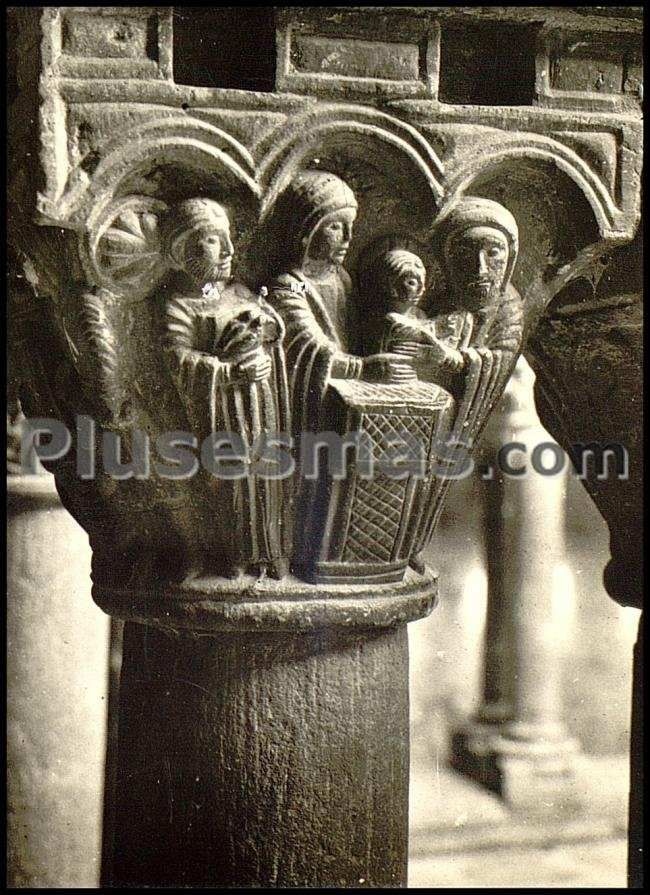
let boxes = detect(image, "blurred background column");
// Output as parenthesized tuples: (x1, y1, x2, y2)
(7, 410, 110, 887)
(451, 356, 581, 810)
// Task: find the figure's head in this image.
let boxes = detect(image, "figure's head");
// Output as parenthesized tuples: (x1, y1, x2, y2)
(308, 208, 357, 267)
(381, 249, 427, 305)
(163, 198, 234, 285)
(435, 197, 518, 312)
(281, 171, 358, 268)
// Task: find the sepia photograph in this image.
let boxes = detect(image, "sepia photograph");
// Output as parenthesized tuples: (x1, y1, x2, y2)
(7, 5, 642, 888)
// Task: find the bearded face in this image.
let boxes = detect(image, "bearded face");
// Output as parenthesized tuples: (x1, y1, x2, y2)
(181, 224, 234, 286)
(445, 225, 509, 312)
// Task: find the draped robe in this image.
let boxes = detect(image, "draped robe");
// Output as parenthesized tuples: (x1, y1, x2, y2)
(269, 267, 364, 568)
(412, 285, 525, 556)
(270, 265, 523, 579)
(164, 282, 291, 574)
(269, 267, 362, 438)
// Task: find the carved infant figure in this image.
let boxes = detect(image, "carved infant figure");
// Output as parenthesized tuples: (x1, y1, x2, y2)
(376, 199, 525, 404)
(376, 249, 465, 379)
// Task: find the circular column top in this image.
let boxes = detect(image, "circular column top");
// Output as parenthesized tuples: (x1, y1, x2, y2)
(94, 566, 438, 633)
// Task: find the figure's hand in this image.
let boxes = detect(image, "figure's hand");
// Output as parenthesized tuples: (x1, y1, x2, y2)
(421, 337, 465, 371)
(443, 347, 465, 372)
(217, 311, 264, 357)
(362, 353, 417, 384)
(235, 352, 272, 383)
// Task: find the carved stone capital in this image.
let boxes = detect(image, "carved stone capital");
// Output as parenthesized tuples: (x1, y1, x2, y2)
(9, 6, 642, 629)
(527, 222, 643, 609)
(9, 8, 642, 888)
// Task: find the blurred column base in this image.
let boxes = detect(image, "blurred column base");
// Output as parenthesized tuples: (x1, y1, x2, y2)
(451, 723, 581, 813)
(450, 357, 581, 813)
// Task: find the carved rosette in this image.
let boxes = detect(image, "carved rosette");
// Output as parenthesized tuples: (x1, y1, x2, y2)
(80, 196, 168, 294)
(9, 7, 641, 632)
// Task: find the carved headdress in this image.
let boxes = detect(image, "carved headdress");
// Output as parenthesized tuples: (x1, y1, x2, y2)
(280, 170, 358, 264)
(434, 196, 519, 289)
(161, 198, 230, 268)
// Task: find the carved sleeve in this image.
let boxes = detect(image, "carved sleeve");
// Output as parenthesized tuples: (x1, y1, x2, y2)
(332, 353, 363, 379)
(484, 292, 525, 354)
(270, 279, 361, 438)
(271, 282, 362, 381)
(165, 295, 234, 386)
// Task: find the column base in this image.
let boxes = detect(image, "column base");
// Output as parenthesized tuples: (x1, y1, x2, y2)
(451, 721, 582, 813)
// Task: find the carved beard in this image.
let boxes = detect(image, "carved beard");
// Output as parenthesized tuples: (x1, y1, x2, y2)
(185, 255, 231, 286)
(464, 279, 503, 312)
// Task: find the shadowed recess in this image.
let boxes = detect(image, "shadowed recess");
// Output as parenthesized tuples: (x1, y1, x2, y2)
(173, 7, 276, 92)
(439, 20, 540, 106)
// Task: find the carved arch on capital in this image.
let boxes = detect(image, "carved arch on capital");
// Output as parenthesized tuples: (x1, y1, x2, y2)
(436, 140, 625, 311)
(63, 117, 260, 228)
(64, 118, 263, 293)
(256, 104, 445, 221)
(441, 135, 620, 239)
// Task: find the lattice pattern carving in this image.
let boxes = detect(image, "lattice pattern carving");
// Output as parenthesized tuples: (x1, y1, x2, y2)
(343, 473, 408, 564)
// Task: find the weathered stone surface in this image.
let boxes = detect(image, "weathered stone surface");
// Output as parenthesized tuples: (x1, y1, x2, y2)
(94, 567, 438, 633)
(110, 622, 410, 888)
(276, 7, 440, 99)
(527, 223, 643, 611)
(8, 5, 642, 888)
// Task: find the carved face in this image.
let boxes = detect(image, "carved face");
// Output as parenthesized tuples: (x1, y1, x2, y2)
(181, 223, 235, 285)
(445, 225, 510, 310)
(390, 266, 426, 304)
(307, 209, 356, 266)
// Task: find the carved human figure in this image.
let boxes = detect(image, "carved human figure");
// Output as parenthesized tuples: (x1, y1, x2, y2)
(269, 171, 415, 439)
(435, 196, 523, 361)
(375, 249, 464, 378)
(408, 196, 525, 562)
(268, 171, 420, 578)
(161, 198, 290, 578)
(387, 199, 523, 384)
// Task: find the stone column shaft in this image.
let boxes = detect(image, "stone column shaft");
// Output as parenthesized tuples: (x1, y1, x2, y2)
(628, 625, 643, 887)
(7, 474, 110, 887)
(488, 462, 566, 739)
(452, 358, 580, 809)
(109, 621, 411, 888)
